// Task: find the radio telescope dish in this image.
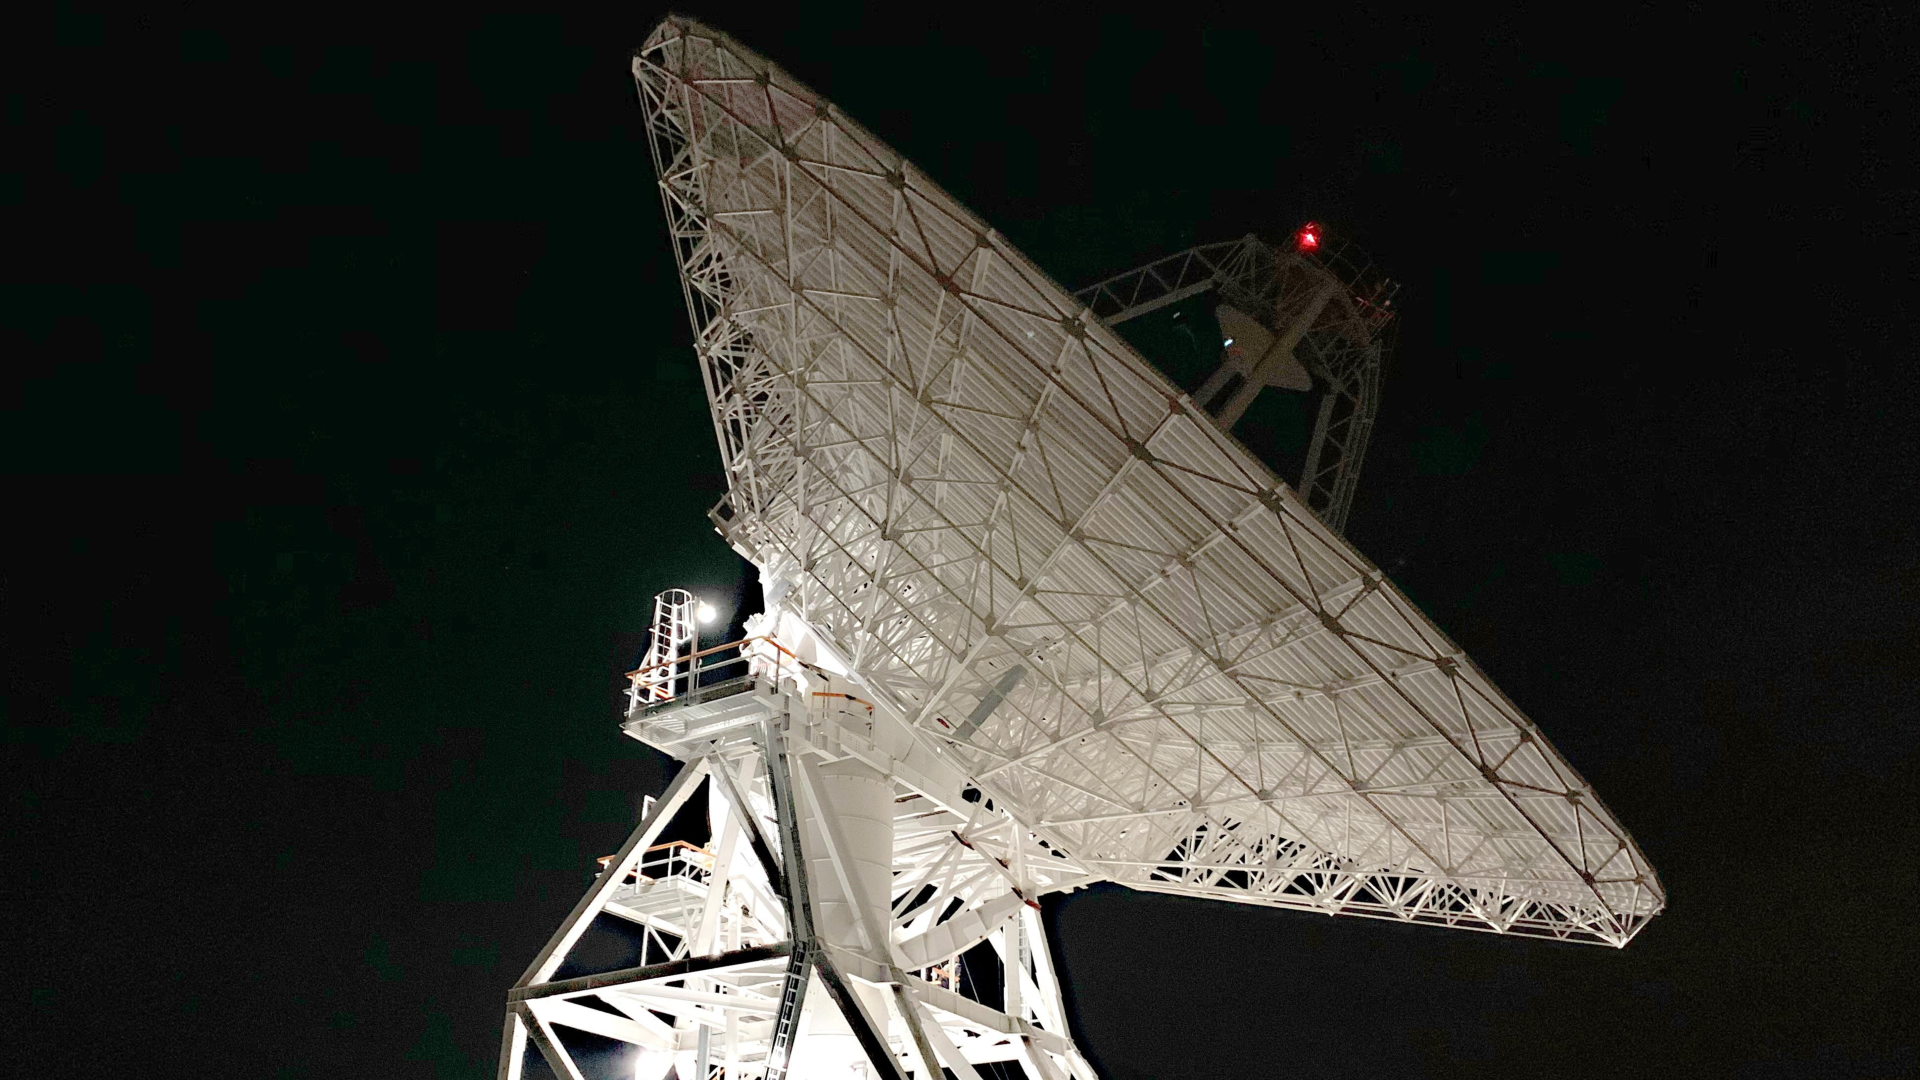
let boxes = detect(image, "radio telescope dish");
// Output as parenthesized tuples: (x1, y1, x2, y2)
(495, 18, 1663, 1080)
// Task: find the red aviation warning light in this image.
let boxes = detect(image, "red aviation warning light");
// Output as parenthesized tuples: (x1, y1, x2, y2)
(1296, 223, 1322, 252)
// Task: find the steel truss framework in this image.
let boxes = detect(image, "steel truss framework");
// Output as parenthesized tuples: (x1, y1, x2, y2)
(498, 14, 1677, 1076)
(499, 681, 1100, 1080)
(628, 16, 1663, 956)
(1072, 232, 1399, 535)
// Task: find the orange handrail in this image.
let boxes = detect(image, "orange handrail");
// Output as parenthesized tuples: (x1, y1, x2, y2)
(624, 635, 800, 681)
(812, 691, 873, 714)
(597, 840, 716, 870)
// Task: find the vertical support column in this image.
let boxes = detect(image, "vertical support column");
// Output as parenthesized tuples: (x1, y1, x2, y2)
(758, 719, 813, 944)
(1298, 386, 1342, 511)
(725, 1010, 740, 1078)
(790, 753, 896, 958)
(1008, 916, 1027, 1019)
(1003, 833, 1030, 1023)
(757, 713, 812, 1080)
(694, 798, 743, 954)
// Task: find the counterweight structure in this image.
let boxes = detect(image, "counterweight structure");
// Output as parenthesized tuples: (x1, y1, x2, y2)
(1074, 232, 1398, 535)
(495, 17, 1665, 1079)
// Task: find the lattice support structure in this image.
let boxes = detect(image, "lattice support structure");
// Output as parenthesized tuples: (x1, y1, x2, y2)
(498, 17, 1672, 1074)
(498, 632, 1099, 1079)
(1071, 232, 1399, 535)
(625, 16, 1662, 959)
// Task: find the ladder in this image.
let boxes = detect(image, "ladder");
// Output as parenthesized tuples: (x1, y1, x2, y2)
(760, 713, 816, 1080)
(761, 943, 812, 1080)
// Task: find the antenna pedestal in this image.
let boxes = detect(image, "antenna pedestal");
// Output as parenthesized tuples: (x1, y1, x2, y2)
(500, 644, 1101, 1080)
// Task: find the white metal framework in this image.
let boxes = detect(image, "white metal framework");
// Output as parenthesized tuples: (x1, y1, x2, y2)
(1073, 231, 1398, 534)
(493, 16, 1667, 1079)
(501, 619, 1099, 1080)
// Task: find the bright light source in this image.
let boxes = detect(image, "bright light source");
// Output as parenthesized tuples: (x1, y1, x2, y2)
(695, 602, 718, 624)
(1223, 338, 1235, 346)
(1297, 224, 1321, 252)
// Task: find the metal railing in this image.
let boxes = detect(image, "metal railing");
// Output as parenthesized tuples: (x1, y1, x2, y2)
(597, 841, 717, 885)
(625, 634, 804, 713)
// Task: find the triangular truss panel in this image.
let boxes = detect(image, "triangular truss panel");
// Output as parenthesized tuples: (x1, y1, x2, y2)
(500, 704, 1099, 1080)
(633, 17, 1663, 947)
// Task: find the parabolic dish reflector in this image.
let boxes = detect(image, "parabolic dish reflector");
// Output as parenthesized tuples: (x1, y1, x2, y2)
(634, 18, 1663, 946)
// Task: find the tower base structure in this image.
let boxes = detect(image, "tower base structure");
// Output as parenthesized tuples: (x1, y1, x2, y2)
(498, 611, 1101, 1080)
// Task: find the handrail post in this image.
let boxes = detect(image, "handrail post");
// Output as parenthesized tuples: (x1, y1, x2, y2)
(626, 635, 803, 709)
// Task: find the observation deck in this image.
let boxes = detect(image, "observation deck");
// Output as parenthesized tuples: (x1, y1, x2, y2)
(619, 634, 885, 770)
(619, 636, 803, 757)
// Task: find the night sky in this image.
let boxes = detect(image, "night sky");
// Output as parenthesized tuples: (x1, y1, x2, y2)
(16, 7, 1915, 1078)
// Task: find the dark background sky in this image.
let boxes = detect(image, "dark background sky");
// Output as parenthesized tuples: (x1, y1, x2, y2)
(13, 5, 1916, 1078)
